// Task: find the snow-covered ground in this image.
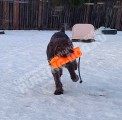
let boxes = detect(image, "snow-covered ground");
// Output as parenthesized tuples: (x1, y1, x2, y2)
(0, 30, 122, 120)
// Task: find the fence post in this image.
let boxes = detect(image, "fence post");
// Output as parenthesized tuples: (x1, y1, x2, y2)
(84, 3, 94, 23)
(13, 0, 19, 29)
(115, 2, 122, 30)
(3, 0, 9, 29)
(38, 0, 43, 29)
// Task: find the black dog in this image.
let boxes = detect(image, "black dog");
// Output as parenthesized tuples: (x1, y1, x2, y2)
(46, 27, 79, 95)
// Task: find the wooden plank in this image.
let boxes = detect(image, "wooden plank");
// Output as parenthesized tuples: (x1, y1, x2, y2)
(115, 2, 122, 30)
(13, 0, 19, 29)
(115, 8, 122, 30)
(85, 5, 90, 23)
(3, 0, 9, 29)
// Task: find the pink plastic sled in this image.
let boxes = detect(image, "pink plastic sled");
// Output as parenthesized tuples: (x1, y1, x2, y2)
(72, 24, 95, 42)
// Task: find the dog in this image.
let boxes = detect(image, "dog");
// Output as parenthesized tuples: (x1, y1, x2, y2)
(46, 27, 79, 95)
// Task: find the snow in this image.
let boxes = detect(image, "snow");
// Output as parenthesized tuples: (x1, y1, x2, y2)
(0, 30, 122, 120)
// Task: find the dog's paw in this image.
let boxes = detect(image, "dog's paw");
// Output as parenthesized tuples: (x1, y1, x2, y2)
(72, 75, 79, 82)
(54, 89, 63, 95)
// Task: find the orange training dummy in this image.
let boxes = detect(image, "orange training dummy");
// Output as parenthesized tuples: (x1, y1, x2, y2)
(50, 47, 82, 69)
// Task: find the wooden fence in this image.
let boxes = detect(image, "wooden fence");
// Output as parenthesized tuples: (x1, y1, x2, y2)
(0, 0, 122, 30)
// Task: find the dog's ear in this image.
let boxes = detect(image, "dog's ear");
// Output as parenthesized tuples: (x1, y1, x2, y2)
(49, 41, 57, 58)
(60, 25, 65, 33)
(47, 41, 55, 61)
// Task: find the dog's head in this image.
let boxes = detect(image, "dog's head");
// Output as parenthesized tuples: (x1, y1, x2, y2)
(52, 38, 73, 57)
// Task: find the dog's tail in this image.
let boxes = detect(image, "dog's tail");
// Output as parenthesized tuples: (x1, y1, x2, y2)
(60, 25, 65, 33)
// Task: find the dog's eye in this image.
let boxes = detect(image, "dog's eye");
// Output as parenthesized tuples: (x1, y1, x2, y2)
(67, 42, 71, 46)
(57, 46, 61, 50)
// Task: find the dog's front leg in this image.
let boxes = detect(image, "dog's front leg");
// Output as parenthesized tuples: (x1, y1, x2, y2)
(66, 61, 79, 82)
(52, 68, 63, 95)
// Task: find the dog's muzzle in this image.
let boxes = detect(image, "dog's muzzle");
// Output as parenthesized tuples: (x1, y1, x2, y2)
(60, 49, 74, 57)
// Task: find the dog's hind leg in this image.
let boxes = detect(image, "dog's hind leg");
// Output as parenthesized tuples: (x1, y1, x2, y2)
(52, 68, 63, 95)
(66, 61, 79, 82)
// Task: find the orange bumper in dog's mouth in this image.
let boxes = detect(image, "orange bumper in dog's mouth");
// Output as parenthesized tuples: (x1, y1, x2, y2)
(50, 47, 82, 69)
